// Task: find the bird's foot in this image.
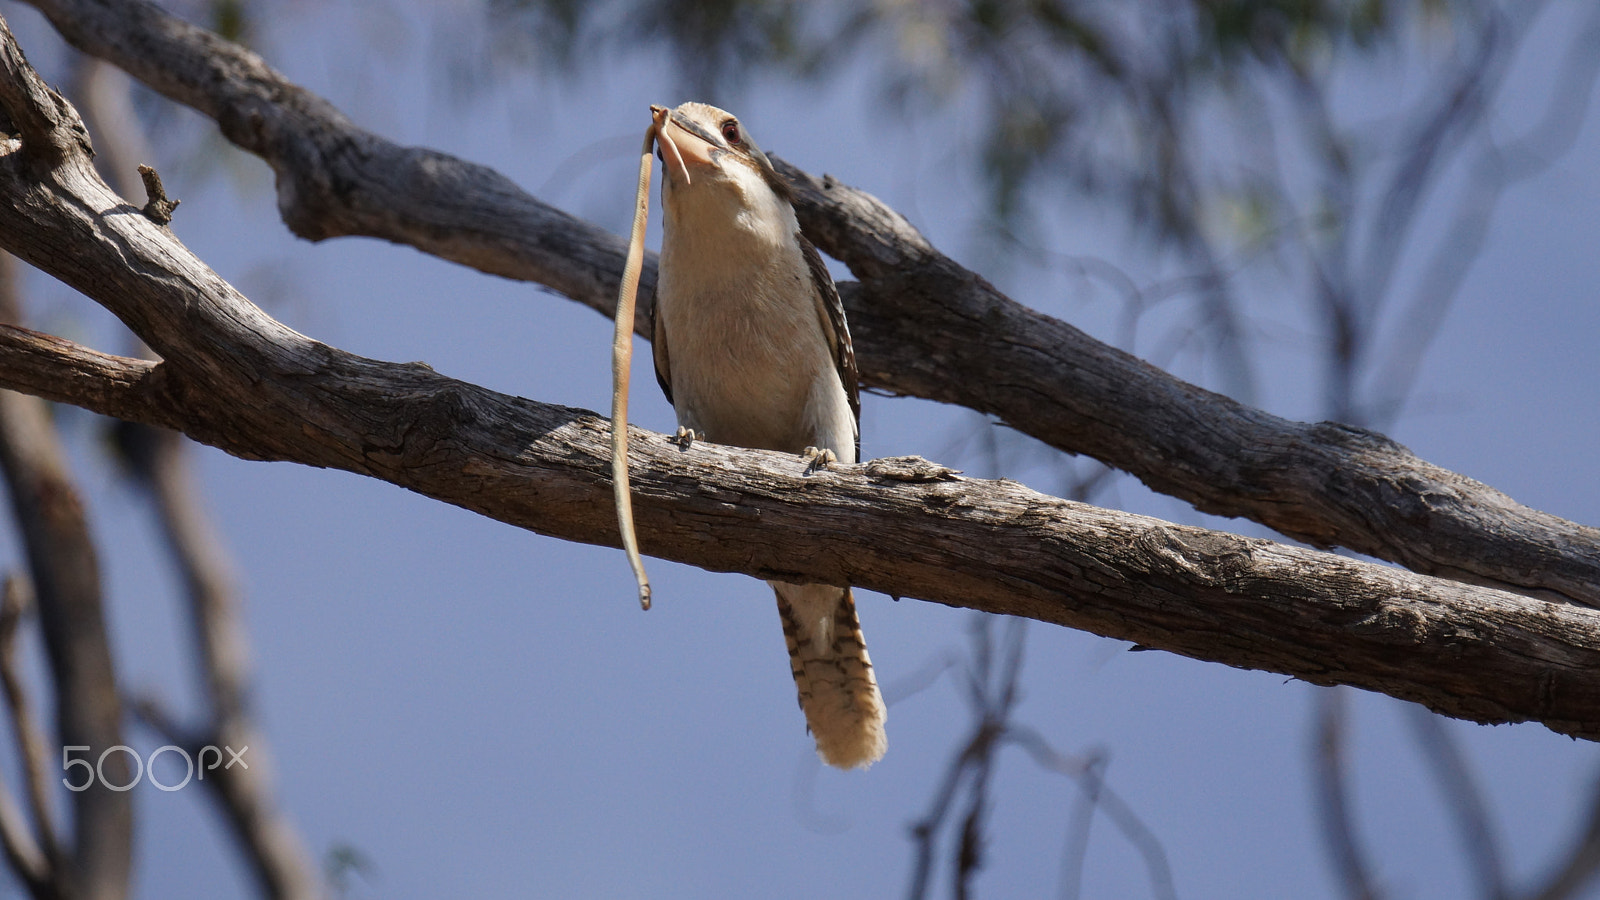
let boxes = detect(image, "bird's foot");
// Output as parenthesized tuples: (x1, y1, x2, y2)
(802, 446, 838, 474)
(673, 427, 702, 451)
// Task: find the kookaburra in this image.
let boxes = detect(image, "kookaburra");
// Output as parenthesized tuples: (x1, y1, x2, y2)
(650, 102, 888, 769)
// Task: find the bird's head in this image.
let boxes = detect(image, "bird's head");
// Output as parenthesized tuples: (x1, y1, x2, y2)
(650, 102, 792, 209)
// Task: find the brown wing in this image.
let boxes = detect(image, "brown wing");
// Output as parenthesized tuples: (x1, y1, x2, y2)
(796, 231, 860, 459)
(650, 295, 673, 405)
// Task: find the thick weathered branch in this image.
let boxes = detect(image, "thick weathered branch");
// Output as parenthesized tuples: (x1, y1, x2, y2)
(0, 12, 86, 169)
(22, 0, 639, 303)
(19, 0, 1600, 606)
(0, 83, 1597, 750)
(3, 319, 1600, 741)
(775, 164, 1600, 607)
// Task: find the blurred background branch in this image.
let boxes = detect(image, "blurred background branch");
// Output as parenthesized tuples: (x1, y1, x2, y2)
(0, 248, 130, 900)
(69, 48, 322, 900)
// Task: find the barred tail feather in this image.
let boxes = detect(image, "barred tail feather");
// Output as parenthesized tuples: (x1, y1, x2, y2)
(771, 582, 887, 769)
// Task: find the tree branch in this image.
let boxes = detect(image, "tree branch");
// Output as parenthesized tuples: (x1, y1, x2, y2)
(17, 0, 1600, 607)
(777, 161, 1600, 607)
(0, 249, 129, 900)
(0, 574, 55, 897)
(22, 0, 638, 303)
(0, 325, 165, 424)
(0, 10, 86, 170)
(63, 46, 323, 898)
(0, 54, 1596, 751)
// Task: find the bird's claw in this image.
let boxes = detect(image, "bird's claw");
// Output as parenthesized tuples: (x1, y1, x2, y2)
(673, 427, 702, 451)
(802, 446, 838, 474)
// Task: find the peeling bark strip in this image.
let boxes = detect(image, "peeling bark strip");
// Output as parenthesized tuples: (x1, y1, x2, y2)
(1, 35, 1600, 745)
(19, 0, 1600, 606)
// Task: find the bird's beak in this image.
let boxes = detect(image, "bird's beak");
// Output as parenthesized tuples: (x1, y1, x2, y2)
(651, 105, 715, 187)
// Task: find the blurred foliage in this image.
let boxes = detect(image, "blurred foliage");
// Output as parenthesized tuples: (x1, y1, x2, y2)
(162, 0, 258, 46)
(475, 0, 1600, 429)
(209, 0, 254, 44)
(476, 0, 1544, 408)
(482, 0, 1441, 233)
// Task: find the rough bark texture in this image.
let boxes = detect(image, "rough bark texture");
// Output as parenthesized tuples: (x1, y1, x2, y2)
(0, 51, 1599, 747)
(2, 321, 1599, 741)
(776, 163, 1600, 607)
(19, 0, 1600, 607)
(22, 0, 639, 304)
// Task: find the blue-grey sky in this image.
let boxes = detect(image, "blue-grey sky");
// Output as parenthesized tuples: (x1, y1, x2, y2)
(2, 2, 1598, 898)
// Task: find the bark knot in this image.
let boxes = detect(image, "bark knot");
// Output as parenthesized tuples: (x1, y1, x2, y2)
(864, 456, 961, 483)
(137, 164, 180, 225)
(1134, 526, 1254, 588)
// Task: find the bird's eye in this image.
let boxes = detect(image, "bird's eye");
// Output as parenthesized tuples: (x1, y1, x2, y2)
(721, 121, 742, 145)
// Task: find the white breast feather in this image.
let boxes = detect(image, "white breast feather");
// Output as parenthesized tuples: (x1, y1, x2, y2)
(657, 158, 855, 459)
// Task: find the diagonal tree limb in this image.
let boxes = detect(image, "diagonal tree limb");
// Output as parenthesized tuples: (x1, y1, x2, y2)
(15, 0, 1600, 607)
(0, 58, 1599, 754)
(22, 0, 639, 304)
(775, 161, 1600, 608)
(2, 245, 1600, 741)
